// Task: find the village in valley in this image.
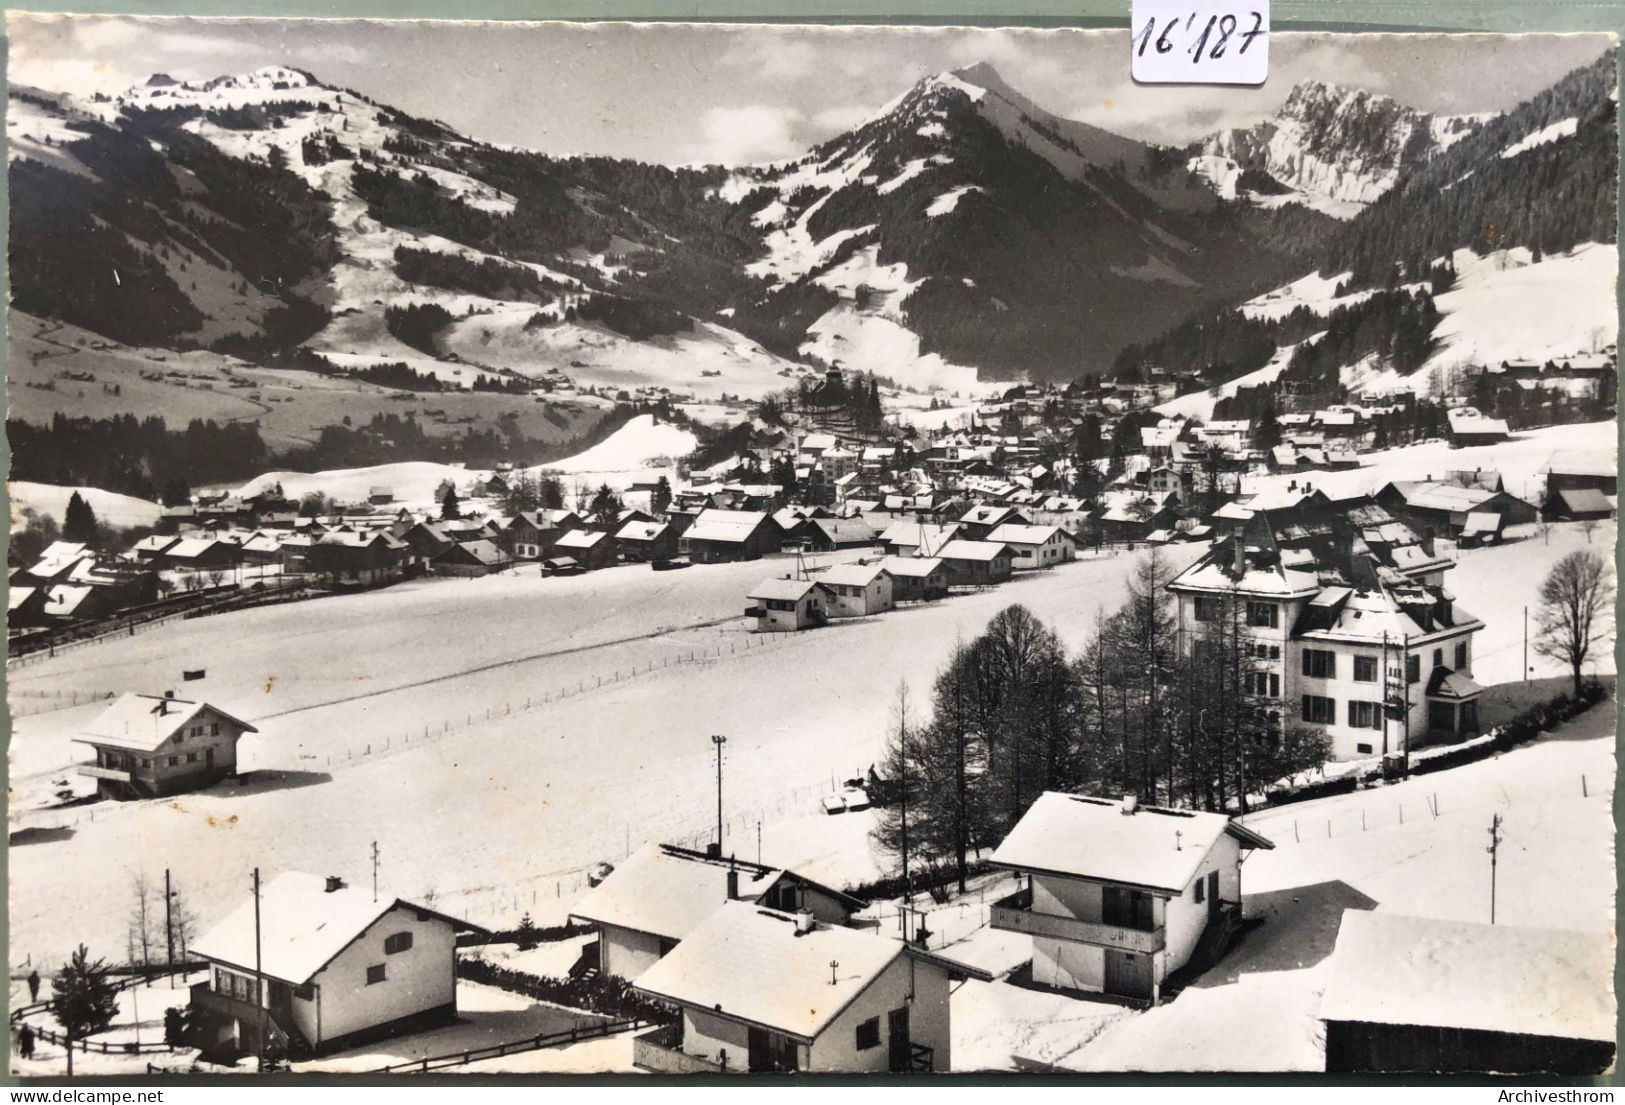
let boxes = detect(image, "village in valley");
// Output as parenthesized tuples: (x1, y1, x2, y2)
(3, 18, 1619, 1082)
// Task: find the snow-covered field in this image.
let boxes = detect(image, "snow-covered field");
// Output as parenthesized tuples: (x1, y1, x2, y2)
(6, 545, 1200, 971)
(9, 481, 163, 533)
(1157, 336, 1323, 421)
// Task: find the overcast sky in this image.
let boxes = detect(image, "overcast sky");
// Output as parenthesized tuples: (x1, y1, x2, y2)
(8, 16, 1614, 164)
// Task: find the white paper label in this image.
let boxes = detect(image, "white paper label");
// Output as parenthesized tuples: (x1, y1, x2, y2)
(1131, 0, 1269, 85)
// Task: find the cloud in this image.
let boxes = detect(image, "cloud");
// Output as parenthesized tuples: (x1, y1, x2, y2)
(810, 103, 874, 134)
(689, 104, 806, 166)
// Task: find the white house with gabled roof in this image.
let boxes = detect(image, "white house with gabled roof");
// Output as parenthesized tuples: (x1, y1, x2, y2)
(990, 791, 1274, 1006)
(630, 900, 982, 1073)
(985, 522, 1077, 570)
(818, 562, 893, 617)
(188, 871, 486, 1060)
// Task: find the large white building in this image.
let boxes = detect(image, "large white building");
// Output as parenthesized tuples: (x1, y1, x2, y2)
(1169, 498, 1485, 761)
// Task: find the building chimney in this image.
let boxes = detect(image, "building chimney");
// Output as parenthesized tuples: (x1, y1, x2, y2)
(795, 907, 815, 935)
(164, 690, 175, 698)
(726, 869, 739, 901)
(1230, 537, 1247, 578)
(325, 875, 344, 893)
(1121, 794, 1138, 816)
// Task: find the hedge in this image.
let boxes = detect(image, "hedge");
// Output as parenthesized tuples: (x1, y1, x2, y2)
(456, 957, 675, 1023)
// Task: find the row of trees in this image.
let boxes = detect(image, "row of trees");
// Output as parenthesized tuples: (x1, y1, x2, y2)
(872, 554, 1330, 891)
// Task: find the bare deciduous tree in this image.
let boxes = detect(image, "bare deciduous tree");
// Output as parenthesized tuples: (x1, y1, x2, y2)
(1533, 550, 1614, 696)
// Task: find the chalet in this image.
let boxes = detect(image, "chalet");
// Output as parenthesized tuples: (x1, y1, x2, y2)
(683, 509, 778, 564)
(306, 532, 408, 587)
(160, 538, 236, 574)
(237, 533, 284, 567)
(1376, 481, 1538, 540)
(985, 524, 1076, 571)
(770, 508, 814, 549)
(504, 509, 582, 560)
(801, 518, 879, 552)
(1446, 408, 1510, 447)
(552, 529, 618, 571)
(367, 486, 394, 506)
(1320, 911, 1614, 1074)
(747, 577, 832, 632)
(76, 692, 258, 800)
(1543, 448, 1617, 496)
(632, 900, 976, 1073)
(20, 542, 91, 585)
(879, 521, 959, 559)
(40, 584, 117, 624)
(1169, 505, 1483, 761)
(189, 872, 486, 1061)
(131, 535, 181, 563)
(616, 519, 678, 563)
(936, 540, 1014, 588)
(990, 792, 1274, 1005)
(8, 585, 47, 629)
(956, 505, 1028, 541)
(431, 539, 512, 577)
(570, 843, 864, 980)
(879, 556, 948, 603)
(818, 563, 893, 617)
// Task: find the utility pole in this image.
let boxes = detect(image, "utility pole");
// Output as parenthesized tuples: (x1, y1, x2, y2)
(1487, 813, 1502, 923)
(165, 868, 175, 989)
(253, 867, 266, 1070)
(1523, 606, 1529, 682)
(711, 735, 727, 853)
(371, 841, 380, 903)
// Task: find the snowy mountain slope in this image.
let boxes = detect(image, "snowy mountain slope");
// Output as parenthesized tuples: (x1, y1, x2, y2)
(1189, 81, 1491, 218)
(714, 63, 1299, 382)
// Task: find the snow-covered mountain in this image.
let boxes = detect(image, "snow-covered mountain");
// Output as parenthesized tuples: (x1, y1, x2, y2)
(1189, 80, 1493, 218)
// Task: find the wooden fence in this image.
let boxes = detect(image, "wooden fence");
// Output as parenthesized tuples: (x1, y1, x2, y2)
(362, 1018, 645, 1074)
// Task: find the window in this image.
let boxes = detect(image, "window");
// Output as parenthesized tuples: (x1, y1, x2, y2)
(366, 964, 387, 985)
(186, 752, 198, 763)
(168, 756, 179, 767)
(211, 722, 221, 736)
(1406, 655, 1421, 684)
(1356, 743, 1374, 755)
(1353, 656, 1378, 683)
(1433, 648, 1444, 669)
(173, 733, 184, 745)
(1302, 649, 1336, 679)
(1246, 602, 1278, 628)
(141, 758, 151, 769)
(1244, 671, 1280, 698)
(1348, 701, 1382, 730)
(1455, 641, 1469, 669)
(384, 931, 413, 955)
(1194, 878, 1205, 903)
(856, 1016, 881, 1051)
(1302, 695, 1336, 724)
(1193, 595, 1221, 623)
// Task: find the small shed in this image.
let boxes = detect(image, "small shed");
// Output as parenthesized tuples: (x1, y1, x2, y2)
(1320, 910, 1615, 1074)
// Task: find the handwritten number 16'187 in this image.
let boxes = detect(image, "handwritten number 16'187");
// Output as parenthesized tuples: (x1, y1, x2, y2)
(1134, 12, 1265, 64)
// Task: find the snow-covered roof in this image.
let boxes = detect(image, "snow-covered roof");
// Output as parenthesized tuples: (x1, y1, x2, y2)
(937, 539, 1011, 563)
(880, 556, 944, 579)
(77, 693, 257, 753)
(749, 577, 828, 603)
(990, 792, 1273, 895)
(192, 871, 483, 986)
(28, 541, 89, 578)
(165, 538, 222, 559)
(1461, 511, 1503, 535)
(986, 523, 1072, 547)
(632, 900, 905, 1043)
(616, 520, 670, 542)
(878, 520, 959, 553)
(819, 563, 890, 588)
(1320, 911, 1614, 1042)
(686, 508, 769, 543)
(1544, 449, 1617, 478)
(1447, 408, 1510, 437)
(554, 529, 608, 550)
(1557, 488, 1613, 513)
(571, 843, 782, 943)
(1386, 481, 1499, 513)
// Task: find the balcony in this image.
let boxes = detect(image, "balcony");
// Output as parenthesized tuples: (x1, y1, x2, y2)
(190, 979, 260, 1023)
(79, 765, 132, 783)
(631, 1023, 732, 1075)
(990, 888, 1166, 954)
